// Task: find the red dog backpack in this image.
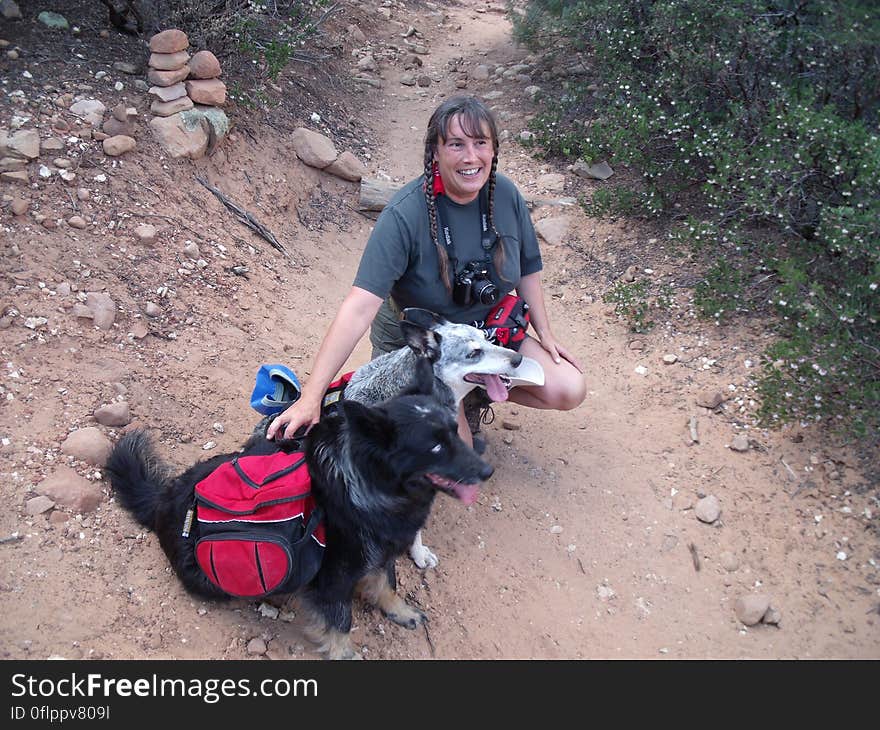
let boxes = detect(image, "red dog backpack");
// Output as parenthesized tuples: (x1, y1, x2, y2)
(191, 450, 326, 599)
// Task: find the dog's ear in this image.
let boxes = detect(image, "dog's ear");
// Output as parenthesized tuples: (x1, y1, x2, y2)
(400, 320, 442, 363)
(339, 400, 393, 448)
(401, 307, 446, 331)
(401, 357, 435, 398)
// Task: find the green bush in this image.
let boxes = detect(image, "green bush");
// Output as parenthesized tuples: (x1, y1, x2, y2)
(142, 1, 330, 78)
(512, 0, 880, 437)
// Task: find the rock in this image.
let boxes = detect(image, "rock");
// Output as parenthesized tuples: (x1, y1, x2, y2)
(696, 391, 724, 409)
(69, 99, 106, 127)
(472, 64, 491, 80)
(291, 127, 338, 169)
(182, 241, 200, 259)
(185, 79, 226, 106)
(150, 95, 194, 117)
(324, 151, 366, 182)
(144, 302, 162, 317)
(662, 354, 678, 364)
(2, 1, 22, 20)
(112, 61, 140, 75)
(400, 73, 416, 86)
(37, 11, 69, 30)
(1, 156, 27, 171)
(148, 50, 190, 71)
(130, 321, 149, 339)
(762, 606, 782, 626)
(67, 216, 88, 229)
(734, 594, 771, 626)
(1, 170, 28, 184)
(417, 74, 431, 87)
(534, 216, 570, 246)
(102, 117, 135, 137)
(148, 82, 187, 102)
(37, 466, 103, 514)
(85, 291, 116, 329)
(61, 427, 112, 466)
(40, 137, 65, 152)
(72, 303, 94, 320)
(729, 434, 750, 452)
(10, 197, 28, 215)
(357, 54, 377, 72)
(246, 637, 267, 655)
(76, 187, 90, 201)
(189, 50, 221, 79)
(695, 495, 721, 524)
(501, 420, 521, 431)
(134, 224, 157, 245)
(347, 24, 366, 43)
(26, 495, 55, 515)
(102, 135, 136, 156)
(573, 160, 614, 180)
(149, 29, 189, 54)
(2, 128, 40, 159)
(94, 402, 131, 427)
(719, 551, 740, 572)
(149, 114, 208, 159)
(537, 173, 566, 193)
(147, 65, 190, 87)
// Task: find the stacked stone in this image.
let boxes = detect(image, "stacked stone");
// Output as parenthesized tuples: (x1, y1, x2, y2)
(186, 50, 226, 107)
(147, 29, 193, 117)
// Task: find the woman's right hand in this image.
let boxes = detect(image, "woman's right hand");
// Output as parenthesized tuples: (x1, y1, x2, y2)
(266, 394, 323, 441)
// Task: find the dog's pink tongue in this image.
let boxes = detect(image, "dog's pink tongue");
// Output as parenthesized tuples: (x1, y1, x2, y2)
(483, 374, 508, 402)
(453, 482, 480, 505)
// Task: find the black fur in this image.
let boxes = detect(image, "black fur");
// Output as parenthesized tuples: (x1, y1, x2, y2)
(105, 359, 493, 657)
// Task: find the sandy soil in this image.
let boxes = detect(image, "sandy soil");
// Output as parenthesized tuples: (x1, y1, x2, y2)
(1, 0, 878, 661)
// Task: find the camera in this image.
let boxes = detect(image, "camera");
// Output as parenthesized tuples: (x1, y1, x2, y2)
(454, 261, 499, 307)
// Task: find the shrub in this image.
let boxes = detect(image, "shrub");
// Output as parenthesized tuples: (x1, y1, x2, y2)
(512, 0, 880, 437)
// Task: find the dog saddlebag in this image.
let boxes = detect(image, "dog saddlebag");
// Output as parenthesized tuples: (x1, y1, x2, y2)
(192, 451, 326, 599)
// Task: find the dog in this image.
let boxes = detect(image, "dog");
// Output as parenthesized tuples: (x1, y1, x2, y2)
(106, 358, 493, 659)
(343, 308, 545, 568)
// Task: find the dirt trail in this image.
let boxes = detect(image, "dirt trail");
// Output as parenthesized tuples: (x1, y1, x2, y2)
(1, 0, 877, 661)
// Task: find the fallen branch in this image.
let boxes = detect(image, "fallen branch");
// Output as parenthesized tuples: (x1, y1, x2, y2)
(195, 176, 289, 258)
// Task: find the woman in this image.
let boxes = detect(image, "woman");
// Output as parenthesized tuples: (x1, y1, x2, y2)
(268, 95, 585, 444)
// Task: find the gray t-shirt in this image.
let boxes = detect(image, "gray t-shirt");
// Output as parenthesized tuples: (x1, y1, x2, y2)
(354, 173, 543, 353)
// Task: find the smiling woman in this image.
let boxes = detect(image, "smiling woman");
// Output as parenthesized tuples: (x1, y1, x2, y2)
(267, 95, 585, 447)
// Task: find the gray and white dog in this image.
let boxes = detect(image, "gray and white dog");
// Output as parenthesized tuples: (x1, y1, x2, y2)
(343, 308, 545, 568)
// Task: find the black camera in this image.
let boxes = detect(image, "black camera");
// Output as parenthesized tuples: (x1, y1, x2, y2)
(454, 261, 499, 307)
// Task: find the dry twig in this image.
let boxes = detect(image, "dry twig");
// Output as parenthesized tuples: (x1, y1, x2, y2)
(195, 176, 289, 258)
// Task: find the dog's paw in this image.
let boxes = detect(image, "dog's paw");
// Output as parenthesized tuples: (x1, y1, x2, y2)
(410, 542, 439, 569)
(385, 604, 427, 630)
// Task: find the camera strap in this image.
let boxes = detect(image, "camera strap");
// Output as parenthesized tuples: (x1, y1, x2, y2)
(435, 185, 494, 272)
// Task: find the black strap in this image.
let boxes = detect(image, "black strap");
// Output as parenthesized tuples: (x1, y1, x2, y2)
(435, 184, 494, 272)
(232, 455, 307, 489)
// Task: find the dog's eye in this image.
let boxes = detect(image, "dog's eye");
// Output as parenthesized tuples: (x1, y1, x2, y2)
(430, 443, 443, 453)
(466, 348, 481, 360)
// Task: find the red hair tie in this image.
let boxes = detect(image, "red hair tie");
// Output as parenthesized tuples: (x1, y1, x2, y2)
(432, 161, 445, 196)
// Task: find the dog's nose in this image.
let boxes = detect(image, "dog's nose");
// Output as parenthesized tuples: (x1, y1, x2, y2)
(479, 462, 494, 481)
(511, 353, 523, 368)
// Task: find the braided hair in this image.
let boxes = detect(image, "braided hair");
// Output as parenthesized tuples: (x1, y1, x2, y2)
(423, 96, 504, 294)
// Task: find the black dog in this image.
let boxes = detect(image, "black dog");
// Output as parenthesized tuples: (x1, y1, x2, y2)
(105, 359, 493, 659)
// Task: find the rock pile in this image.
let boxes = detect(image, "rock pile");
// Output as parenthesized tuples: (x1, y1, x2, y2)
(146, 29, 229, 160)
(147, 29, 193, 116)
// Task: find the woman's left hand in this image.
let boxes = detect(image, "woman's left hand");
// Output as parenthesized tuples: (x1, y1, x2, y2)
(538, 332, 584, 373)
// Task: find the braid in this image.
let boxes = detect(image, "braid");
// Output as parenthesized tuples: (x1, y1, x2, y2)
(488, 153, 508, 282)
(424, 155, 452, 293)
